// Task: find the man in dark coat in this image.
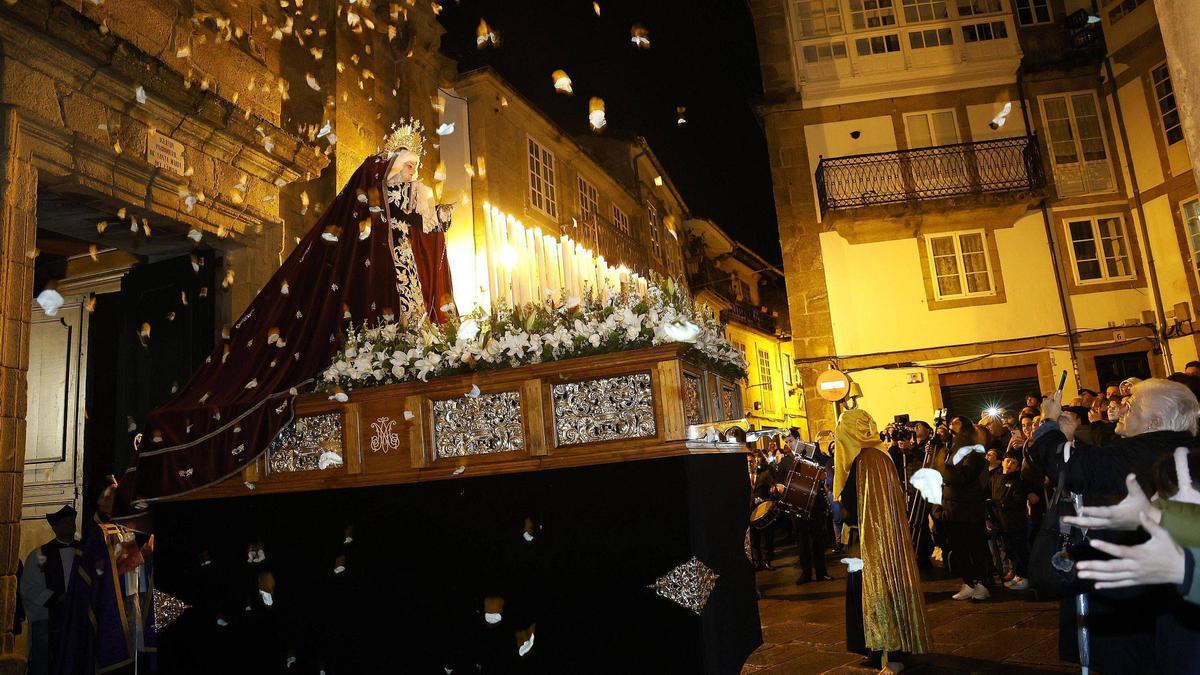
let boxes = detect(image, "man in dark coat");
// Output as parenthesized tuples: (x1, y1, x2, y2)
(20, 506, 80, 675)
(1028, 379, 1200, 674)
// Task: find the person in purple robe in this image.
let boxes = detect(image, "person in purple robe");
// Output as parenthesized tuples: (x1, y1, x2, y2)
(55, 479, 156, 674)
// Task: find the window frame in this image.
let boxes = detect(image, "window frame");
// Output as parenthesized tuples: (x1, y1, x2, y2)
(1151, 62, 1184, 147)
(854, 33, 902, 56)
(900, 0, 949, 24)
(1107, 0, 1148, 24)
(647, 202, 662, 259)
(908, 26, 955, 49)
(1181, 197, 1200, 290)
(1037, 90, 1115, 197)
(527, 136, 559, 220)
(1063, 214, 1136, 285)
(925, 229, 996, 300)
(956, 0, 1003, 17)
(903, 108, 960, 148)
(961, 19, 1009, 42)
(1013, 0, 1051, 25)
(849, 0, 898, 30)
(757, 348, 776, 413)
(612, 204, 631, 235)
(792, 0, 845, 38)
(576, 175, 599, 245)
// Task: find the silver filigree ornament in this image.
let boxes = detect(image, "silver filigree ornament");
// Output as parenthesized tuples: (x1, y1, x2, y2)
(154, 589, 191, 631)
(268, 413, 343, 474)
(551, 373, 656, 446)
(648, 556, 719, 615)
(683, 372, 703, 425)
(432, 391, 524, 458)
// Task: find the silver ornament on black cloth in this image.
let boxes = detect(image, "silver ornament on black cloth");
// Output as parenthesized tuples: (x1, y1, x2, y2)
(648, 556, 719, 615)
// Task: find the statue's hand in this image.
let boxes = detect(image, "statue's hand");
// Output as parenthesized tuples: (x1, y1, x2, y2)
(435, 203, 455, 222)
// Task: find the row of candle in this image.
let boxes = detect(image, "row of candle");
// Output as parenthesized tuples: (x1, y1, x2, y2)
(480, 201, 649, 309)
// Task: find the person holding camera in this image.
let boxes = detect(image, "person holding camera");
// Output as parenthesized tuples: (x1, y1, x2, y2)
(942, 416, 992, 601)
(990, 450, 1037, 590)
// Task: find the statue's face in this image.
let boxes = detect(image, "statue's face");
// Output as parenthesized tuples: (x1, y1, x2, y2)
(387, 151, 419, 183)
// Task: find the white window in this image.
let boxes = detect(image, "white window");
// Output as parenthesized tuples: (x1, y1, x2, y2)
(849, 0, 897, 29)
(1040, 92, 1114, 196)
(757, 349, 776, 413)
(792, 0, 844, 37)
(801, 40, 849, 63)
(1014, 0, 1051, 24)
(612, 205, 630, 235)
(855, 33, 901, 56)
(1065, 216, 1134, 283)
(908, 27, 954, 49)
(904, 110, 959, 148)
(576, 176, 598, 244)
(527, 137, 558, 219)
(647, 203, 662, 259)
(1183, 198, 1200, 285)
(901, 0, 949, 23)
(962, 20, 1008, 41)
(927, 231, 994, 299)
(1152, 64, 1184, 146)
(956, 0, 1002, 16)
(1107, 0, 1148, 23)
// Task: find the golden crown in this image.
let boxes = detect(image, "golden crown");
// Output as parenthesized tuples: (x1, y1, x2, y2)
(383, 118, 427, 157)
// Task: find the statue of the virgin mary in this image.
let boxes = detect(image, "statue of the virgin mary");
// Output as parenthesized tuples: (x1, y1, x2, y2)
(116, 119, 461, 510)
(379, 119, 456, 324)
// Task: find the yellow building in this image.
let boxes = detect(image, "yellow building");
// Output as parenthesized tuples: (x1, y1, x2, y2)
(684, 218, 808, 439)
(748, 0, 1199, 433)
(437, 68, 686, 312)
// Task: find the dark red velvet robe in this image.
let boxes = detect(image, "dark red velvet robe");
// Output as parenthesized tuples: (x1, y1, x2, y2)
(117, 154, 451, 510)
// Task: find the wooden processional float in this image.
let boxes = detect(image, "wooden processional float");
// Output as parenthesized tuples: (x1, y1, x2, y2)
(172, 343, 750, 500)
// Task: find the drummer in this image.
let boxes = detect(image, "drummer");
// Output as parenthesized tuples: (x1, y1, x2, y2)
(749, 449, 779, 571)
(782, 429, 833, 584)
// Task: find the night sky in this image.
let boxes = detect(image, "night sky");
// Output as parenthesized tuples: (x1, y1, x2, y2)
(437, 0, 782, 265)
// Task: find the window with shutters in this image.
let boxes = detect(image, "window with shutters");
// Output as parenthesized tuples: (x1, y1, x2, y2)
(1065, 216, 1134, 284)
(1107, 0, 1148, 23)
(527, 137, 558, 219)
(926, 230, 994, 299)
(1039, 92, 1115, 196)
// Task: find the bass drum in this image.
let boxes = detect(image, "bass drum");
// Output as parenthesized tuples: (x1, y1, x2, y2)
(750, 500, 778, 530)
(778, 458, 827, 520)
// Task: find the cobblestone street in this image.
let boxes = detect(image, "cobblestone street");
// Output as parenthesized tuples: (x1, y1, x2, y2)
(743, 543, 1077, 675)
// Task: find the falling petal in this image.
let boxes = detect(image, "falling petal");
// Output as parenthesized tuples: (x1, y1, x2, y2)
(435, 122, 455, 136)
(88, 244, 99, 261)
(135, 85, 147, 104)
(476, 19, 498, 49)
(466, 384, 481, 398)
(631, 24, 650, 48)
(589, 97, 607, 132)
(36, 289, 64, 315)
(96, 220, 108, 234)
(306, 74, 321, 91)
(552, 69, 572, 95)
(453, 465, 466, 475)
(593, 2, 601, 16)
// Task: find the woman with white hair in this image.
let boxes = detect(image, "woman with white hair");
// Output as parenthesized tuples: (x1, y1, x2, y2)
(1026, 378, 1200, 673)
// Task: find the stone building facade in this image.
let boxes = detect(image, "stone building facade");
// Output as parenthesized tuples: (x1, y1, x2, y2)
(749, 0, 1200, 434)
(0, 0, 451, 667)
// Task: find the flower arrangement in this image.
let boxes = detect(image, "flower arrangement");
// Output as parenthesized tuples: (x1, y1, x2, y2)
(321, 278, 748, 392)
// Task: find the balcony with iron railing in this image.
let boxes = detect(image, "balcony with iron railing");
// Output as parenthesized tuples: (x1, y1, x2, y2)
(719, 303, 779, 336)
(814, 134, 1045, 215)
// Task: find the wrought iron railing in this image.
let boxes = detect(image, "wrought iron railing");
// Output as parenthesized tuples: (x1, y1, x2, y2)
(720, 303, 778, 335)
(815, 135, 1045, 214)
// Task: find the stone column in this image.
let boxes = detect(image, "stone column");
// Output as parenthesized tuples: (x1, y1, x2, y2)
(761, 110, 840, 436)
(0, 106, 35, 673)
(1154, 0, 1200, 193)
